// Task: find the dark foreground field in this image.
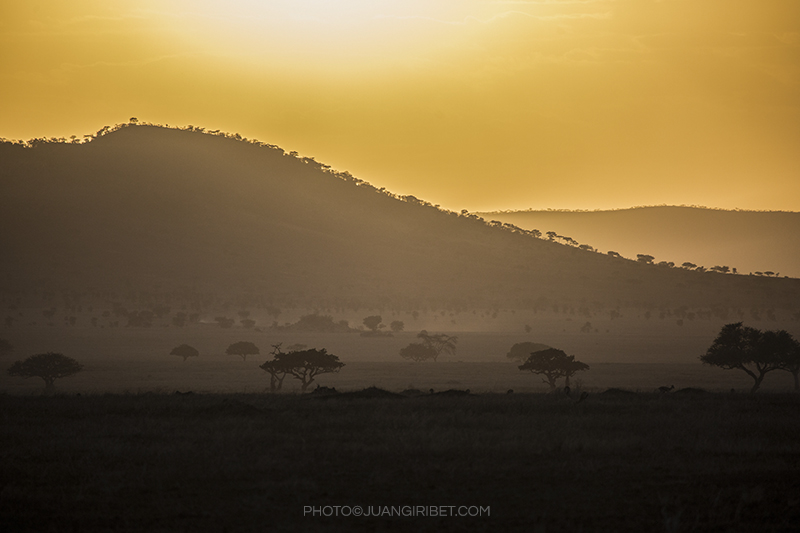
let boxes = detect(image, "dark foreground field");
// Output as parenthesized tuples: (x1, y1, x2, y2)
(2, 391, 799, 532)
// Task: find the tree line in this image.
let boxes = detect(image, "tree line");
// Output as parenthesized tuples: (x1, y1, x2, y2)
(3, 322, 799, 393)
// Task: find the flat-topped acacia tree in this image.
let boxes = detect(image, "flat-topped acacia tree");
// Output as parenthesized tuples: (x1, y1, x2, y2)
(226, 341, 259, 362)
(170, 344, 199, 362)
(8, 352, 83, 392)
(260, 346, 344, 392)
(701, 322, 798, 393)
(519, 348, 589, 391)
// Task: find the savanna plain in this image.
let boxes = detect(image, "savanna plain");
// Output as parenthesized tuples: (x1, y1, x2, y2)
(2, 317, 800, 532)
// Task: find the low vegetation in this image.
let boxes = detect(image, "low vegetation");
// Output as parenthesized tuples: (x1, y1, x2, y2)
(1, 391, 798, 532)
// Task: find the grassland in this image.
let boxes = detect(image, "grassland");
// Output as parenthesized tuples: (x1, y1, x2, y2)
(2, 391, 799, 532)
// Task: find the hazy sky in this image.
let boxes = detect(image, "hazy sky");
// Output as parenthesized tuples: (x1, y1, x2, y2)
(2, 1, 799, 212)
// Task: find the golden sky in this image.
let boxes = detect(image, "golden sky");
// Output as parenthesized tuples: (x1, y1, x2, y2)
(2, 0, 799, 212)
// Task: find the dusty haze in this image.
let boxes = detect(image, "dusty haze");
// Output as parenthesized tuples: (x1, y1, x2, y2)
(479, 207, 800, 279)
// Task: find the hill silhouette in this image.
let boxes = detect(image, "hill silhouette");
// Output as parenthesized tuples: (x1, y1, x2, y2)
(477, 207, 800, 279)
(2, 123, 798, 314)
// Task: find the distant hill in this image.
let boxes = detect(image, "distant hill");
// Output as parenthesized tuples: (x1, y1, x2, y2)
(477, 207, 800, 279)
(2, 124, 798, 314)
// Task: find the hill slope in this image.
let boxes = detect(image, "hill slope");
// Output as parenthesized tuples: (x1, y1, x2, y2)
(2, 124, 798, 314)
(477, 207, 800, 279)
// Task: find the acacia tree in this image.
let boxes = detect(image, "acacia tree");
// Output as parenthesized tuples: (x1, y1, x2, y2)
(700, 323, 785, 393)
(770, 330, 800, 391)
(259, 344, 290, 392)
(261, 347, 344, 392)
(284, 348, 344, 392)
(519, 348, 589, 390)
(399, 342, 438, 362)
(170, 344, 199, 362)
(8, 352, 83, 392)
(506, 342, 551, 363)
(417, 330, 458, 361)
(226, 341, 259, 362)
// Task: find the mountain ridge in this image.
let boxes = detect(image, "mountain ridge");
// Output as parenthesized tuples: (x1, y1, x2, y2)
(477, 206, 800, 279)
(2, 123, 798, 314)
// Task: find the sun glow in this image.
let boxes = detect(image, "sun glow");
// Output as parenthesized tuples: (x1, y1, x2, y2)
(2, 1, 800, 212)
(161, 0, 471, 71)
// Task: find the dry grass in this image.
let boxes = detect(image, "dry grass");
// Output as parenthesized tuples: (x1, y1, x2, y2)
(2, 391, 799, 532)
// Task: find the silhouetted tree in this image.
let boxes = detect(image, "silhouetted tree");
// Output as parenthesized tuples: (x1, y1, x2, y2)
(390, 320, 404, 332)
(226, 341, 259, 362)
(399, 342, 438, 362)
(519, 348, 589, 390)
(261, 347, 343, 392)
(170, 344, 199, 362)
(260, 343, 289, 392)
(636, 254, 655, 264)
(416, 331, 458, 361)
(363, 315, 383, 332)
(700, 323, 786, 393)
(771, 331, 800, 391)
(506, 341, 551, 362)
(8, 352, 83, 392)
